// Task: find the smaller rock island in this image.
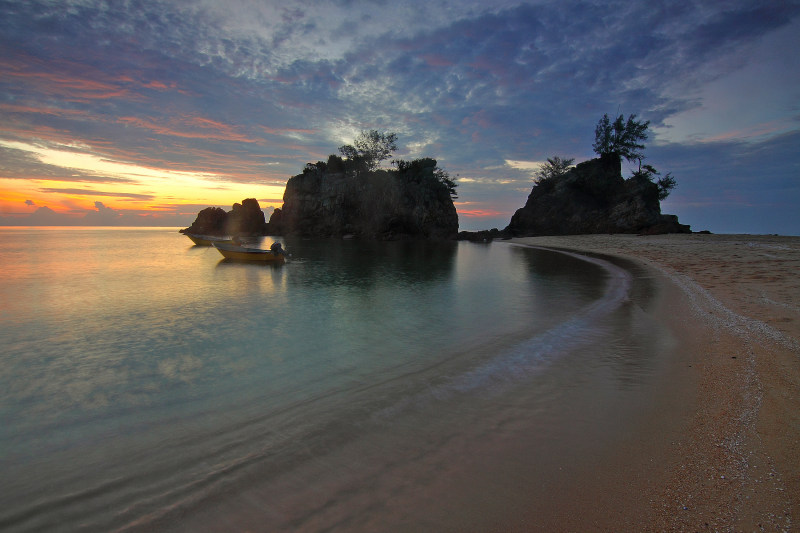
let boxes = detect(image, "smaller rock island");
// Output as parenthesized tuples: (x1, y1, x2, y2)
(505, 154, 689, 237)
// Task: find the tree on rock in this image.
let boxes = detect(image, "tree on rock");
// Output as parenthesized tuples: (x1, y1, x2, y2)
(632, 160, 677, 200)
(592, 113, 676, 199)
(339, 130, 398, 171)
(592, 114, 649, 162)
(534, 156, 575, 182)
(393, 157, 459, 199)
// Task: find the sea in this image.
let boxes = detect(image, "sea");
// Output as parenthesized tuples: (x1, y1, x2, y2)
(0, 227, 676, 532)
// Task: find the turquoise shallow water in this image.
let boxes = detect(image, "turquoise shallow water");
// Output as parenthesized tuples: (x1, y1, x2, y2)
(0, 227, 672, 531)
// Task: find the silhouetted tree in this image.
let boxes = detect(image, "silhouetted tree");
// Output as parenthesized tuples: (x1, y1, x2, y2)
(394, 157, 458, 199)
(632, 159, 676, 200)
(592, 114, 649, 162)
(303, 161, 327, 174)
(435, 167, 459, 199)
(339, 130, 398, 171)
(534, 156, 575, 182)
(326, 154, 345, 173)
(656, 174, 677, 201)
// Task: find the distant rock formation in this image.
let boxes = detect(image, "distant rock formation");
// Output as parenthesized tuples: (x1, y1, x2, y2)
(181, 198, 267, 236)
(457, 228, 508, 242)
(505, 155, 690, 236)
(267, 160, 459, 240)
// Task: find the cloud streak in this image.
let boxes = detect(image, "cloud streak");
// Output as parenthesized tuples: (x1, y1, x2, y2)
(39, 188, 155, 200)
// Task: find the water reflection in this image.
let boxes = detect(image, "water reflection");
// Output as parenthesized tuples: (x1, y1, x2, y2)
(511, 244, 607, 300)
(283, 238, 458, 288)
(513, 244, 669, 389)
(0, 229, 679, 532)
(599, 258, 669, 389)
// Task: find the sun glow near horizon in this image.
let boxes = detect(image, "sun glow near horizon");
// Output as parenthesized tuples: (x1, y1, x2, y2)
(0, 139, 287, 220)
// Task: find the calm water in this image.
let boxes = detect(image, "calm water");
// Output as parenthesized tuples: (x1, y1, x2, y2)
(0, 228, 672, 531)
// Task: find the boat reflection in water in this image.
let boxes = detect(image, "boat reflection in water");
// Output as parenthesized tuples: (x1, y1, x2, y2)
(184, 233, 233, 246)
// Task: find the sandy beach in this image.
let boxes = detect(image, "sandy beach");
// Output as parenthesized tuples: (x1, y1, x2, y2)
(511, 234, 800, 531)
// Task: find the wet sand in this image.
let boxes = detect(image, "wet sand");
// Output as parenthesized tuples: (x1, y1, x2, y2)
(511, 234, 800, 530)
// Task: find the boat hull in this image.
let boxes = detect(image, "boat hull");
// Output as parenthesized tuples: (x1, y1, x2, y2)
(213, 242, 286, 264)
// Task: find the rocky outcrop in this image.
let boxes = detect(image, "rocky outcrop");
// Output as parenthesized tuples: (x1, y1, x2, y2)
(505, 155, 690, 236)
(181, 198, 267, 236)
(267, 161, 459, 240)
(226, 198, 268, 235)
(457, 228, 509, 242)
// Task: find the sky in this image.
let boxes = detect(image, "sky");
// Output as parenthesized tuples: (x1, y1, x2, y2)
(1, 0, 798, 234)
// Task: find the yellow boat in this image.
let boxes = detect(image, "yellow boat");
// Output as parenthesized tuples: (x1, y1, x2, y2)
(186, 233, 233, 246)
(213, 242, 286, 264)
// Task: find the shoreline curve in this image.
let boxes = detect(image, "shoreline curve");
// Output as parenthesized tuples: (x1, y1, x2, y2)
(509, 234, 799, 531)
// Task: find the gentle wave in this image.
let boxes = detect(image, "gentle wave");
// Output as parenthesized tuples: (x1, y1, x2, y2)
(374, 246, 632, 419)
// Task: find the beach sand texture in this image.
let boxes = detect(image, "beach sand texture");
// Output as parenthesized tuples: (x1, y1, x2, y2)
(512, 234, 799, 531)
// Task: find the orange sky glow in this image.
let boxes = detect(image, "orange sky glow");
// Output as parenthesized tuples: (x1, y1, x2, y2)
(0, 137, 288, 221)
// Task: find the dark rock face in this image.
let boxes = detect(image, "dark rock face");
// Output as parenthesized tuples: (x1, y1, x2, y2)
(181, 198, 267, 236)
(267, 164, 459, 240)
(181, 206, 227, 235)
(225, 198, 267, 235)
(457, 228, 509, 242)
(506, 156, 690, 236)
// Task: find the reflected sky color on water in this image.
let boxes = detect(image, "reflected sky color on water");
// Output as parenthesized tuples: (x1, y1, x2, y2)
(0, 228, 671, 531)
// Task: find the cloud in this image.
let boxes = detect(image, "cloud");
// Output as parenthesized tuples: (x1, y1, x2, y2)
(82, 200, 123, 224)
(505, 159, 546, 174)
(39, 188, 155, 200)
(0, 203, 198, 227)
(0, 55, 134, 102)
(0, 142, 133, 183)
(27, 205, 65, 224)
(116, 115, 262, 144)
(652, 22, 800, 144)
(649, 130, 800, 234)
(25, 199, 36, 206)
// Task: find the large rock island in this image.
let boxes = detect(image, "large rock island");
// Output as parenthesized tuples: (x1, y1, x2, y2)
(267, 157, 459, 240)
(505, 155, 690, 236)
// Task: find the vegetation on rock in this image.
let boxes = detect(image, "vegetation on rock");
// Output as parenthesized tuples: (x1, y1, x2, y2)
(183, 117, 685, 243)
(338, 130, 398, 172)
(505, 155, 689, 236)
(534, 156, 575, 182)
(590, 113, 676, 200)
(632, 160, 677, 201)
(267, 131, 459, 240)
(592, 113, 650, 163)
(460, 113, 687, 240)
